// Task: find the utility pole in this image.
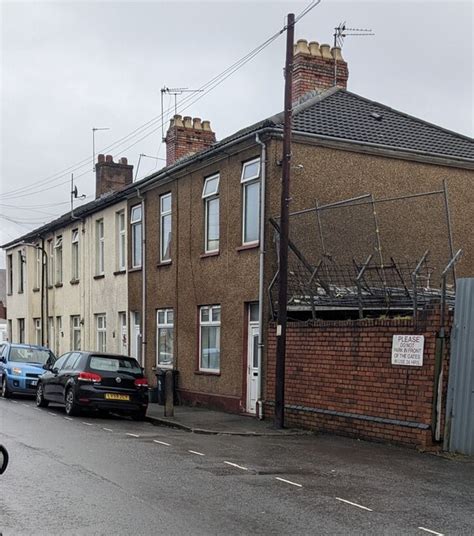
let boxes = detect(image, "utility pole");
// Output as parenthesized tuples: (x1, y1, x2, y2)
(275, 12, 295, 429)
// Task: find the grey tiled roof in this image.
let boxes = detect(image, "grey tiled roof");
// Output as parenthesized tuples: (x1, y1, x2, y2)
(285, 89, 474, 161)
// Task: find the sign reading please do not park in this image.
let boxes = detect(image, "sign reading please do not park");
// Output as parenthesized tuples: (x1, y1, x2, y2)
(391, 335, 424, 366)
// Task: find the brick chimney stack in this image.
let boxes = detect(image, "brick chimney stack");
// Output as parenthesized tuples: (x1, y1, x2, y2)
(165, 115, 216, 166)
(292, 39, 349, 102)
(95, 154, 133, 199)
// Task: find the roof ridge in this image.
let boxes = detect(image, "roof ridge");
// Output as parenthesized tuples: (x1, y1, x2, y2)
(342, 89, 474, 144)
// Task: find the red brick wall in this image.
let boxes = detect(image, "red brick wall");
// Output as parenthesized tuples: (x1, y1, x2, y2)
(265, 306, 451, 449)
(293, 54, 348, 101)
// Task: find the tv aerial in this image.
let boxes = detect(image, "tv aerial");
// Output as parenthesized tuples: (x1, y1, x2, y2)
(333, 22, 374, 85)
(160, 86, 203, 140)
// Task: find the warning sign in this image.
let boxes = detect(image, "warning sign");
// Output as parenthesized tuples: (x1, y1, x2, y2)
(391, 335, 424, 366)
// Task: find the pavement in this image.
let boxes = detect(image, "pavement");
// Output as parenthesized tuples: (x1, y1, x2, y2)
(145, 403, 308, 435)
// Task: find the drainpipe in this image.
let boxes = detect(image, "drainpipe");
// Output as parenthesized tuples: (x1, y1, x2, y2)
(255, 133, 266, 420)
(135, 187, 146, 369)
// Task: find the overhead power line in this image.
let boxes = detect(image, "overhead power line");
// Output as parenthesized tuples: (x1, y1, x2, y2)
(1, 2, 321, 201)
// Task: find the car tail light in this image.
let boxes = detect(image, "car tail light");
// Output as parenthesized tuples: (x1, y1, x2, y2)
(78, 372, 102, 383)
(134, 377, 148, 387)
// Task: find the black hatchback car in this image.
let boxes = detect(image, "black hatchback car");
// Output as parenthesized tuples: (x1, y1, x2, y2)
(36, 351, 148, 420)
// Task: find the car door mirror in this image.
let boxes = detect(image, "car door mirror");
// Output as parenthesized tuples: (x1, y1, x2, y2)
(42, 363, 51, 371)
(52, 367, 59, 374)
(0, 356, 6, 363)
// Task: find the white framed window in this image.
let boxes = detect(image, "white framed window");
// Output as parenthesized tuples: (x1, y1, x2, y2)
(160, 193, 172, 262)
(202, 174, 220, 253)
(7, 254, 13, 295)
(96, 219, 105, 275)
(130, 204, 142, 268)
(47, 239, 54, 286)
(34, 318, 41, 345)
(54, 236, 63, 284)
(241, 158, 261, 245)
(199, 305, 221, 372)
(71, 229, 79, 281)
(18, 250, 24, 293)
(96, 314, 106, 352)
(71, 315, 81, 351)
(156, 309, 174, 368)
(116, 210, 126, 271)
(35, 246, 41, 289)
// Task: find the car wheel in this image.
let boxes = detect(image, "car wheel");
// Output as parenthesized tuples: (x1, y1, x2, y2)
(131, 407, 147, 421)
(64, 388, 80, 416)
(35, 383, 49, 408)
(1, 376, 11, 399)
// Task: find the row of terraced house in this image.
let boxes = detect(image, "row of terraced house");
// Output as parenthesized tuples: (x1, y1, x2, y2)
(3, 39, 474, 428)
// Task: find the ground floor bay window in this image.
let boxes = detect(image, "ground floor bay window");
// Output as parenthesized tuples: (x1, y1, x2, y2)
(199, 305, 220, 373)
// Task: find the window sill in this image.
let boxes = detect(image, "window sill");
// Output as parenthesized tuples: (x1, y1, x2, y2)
(18, 290, 24, 294)
(194, 370, 221, 377)
(113, 270, 126, 276)
(200, 251, 219, 259)
(93, 274, 105, 280)
(7, 293, 12, 296)
(157, 260, 172, 268)
(70, 279, 80, 286)
(32, 287, 40, 293)
(47, 286, 53, 290)
(128, 266, 142, 273)
(236, 242, 259, 252)
(54, 283, 63, 288)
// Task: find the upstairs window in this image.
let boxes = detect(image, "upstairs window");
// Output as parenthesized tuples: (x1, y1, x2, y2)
(241, 158, 261, 245)
(160, 193, 172, 262)
(7, 254, 13, 295)
(18, 250, 24, 293)
(54, 236, 63, 284)
(130, 204, 142, 268)
(71, 229, 79, 281)
(35, 246, 41, 289)
(96, 219, 105, 275)
(202, 174, 220, 253)
(47, 239, 54, 286)
(117, 210, 126, 271)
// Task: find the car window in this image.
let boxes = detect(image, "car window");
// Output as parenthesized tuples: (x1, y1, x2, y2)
(66, 352, 82, 371)
(9, 346, 54, 365)
(89, 356, 142, 374)
(53, 354, 70, 371)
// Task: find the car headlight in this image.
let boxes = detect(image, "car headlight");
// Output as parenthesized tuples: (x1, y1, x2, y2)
(11, 368, 22, 376)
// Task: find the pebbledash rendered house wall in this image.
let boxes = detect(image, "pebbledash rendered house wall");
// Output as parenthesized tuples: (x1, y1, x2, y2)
(265, 304, 452, 449)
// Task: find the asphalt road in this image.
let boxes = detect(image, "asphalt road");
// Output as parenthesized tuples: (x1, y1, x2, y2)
(1, 397, 473, 536)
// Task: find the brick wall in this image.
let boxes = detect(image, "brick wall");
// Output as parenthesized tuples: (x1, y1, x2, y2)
(265, 305, 452, 449)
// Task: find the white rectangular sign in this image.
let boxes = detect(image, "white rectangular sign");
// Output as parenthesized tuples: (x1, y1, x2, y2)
(391, 335, 424, 366)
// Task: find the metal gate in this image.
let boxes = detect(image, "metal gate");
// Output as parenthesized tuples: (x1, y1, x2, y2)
(445, 278, 474, 455)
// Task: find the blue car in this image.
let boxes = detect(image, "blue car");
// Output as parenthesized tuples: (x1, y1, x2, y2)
(0, 343, 56, 398)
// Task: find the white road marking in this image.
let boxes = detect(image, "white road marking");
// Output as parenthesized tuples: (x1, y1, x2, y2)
(48, 412, 57, 416)
(126, 433, 140, 438)
(275, 477, 303, 488)
(153, 440, 170, 446)
(81, 422, 93, 426)
(102, 427, 113, 432)
(335, 497, 372, 512)
(188, 450, 205, 456)
(22, 403, 30, 407)
(418, 527, 445, 536)
(64, 417, 73, 421)
(224, 461, 249, 471)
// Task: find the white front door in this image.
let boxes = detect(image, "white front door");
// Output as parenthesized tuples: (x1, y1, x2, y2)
(130, 312, 141, 364)
(246, 323, 260, 414)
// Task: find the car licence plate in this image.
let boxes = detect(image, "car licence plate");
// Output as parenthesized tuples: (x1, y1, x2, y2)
(105, 393, 130, 401)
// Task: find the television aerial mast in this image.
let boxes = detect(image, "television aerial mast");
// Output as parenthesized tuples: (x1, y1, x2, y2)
(160, 86, 203, 141)
(333, 22, 374, 85)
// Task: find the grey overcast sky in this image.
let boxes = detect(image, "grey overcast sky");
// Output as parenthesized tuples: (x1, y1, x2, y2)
(1, 0, 473, 266)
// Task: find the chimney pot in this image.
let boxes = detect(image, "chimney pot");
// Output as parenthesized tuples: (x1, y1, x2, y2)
(193, 117, 203, 130)
(319, 44, 332, 59)
(331, 46, 343, 61)
(98, 154, 105, 163)
(173, 114, 184, 128)
(105, 155, 114, 163)
(119, 157, 128, 165)
(202, 120, 212, 132)
(183, 116, 193, 129)
(308, 41, 321, 57)
(295, 39, 310, 55)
